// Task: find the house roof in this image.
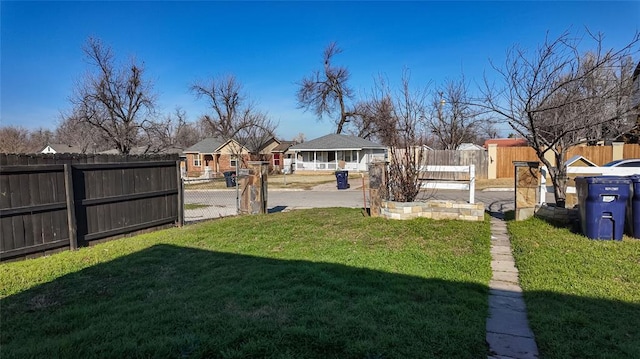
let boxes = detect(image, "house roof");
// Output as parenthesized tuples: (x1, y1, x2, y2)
(457, 143, 486, 151)
(183, 137, 227, 153)
(41, 144, 83, 153)
(288, 134, 385, 151)
(272, 141, 297, 152)
(565, 155, 597, 167)
(483, 138, 529, 148)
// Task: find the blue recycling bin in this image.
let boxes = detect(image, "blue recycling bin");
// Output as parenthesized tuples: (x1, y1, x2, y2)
(335, 170, 350, 190)
(223, 171, 236, 187)
(627, 175, 640, 239)
(575, 176, 631, 240)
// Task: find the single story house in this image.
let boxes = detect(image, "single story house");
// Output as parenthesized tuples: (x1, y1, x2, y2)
(182, 137, 251, 177)
(182, 137, 282, 177)
(288, 134, 387, 172)
(270, 141, 297, 173)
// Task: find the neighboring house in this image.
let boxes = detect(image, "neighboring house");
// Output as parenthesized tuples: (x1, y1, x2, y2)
(182, 137, 252, 177)
(288, 134, 386, 172)
(271, 141, 297, 172)
(40, 144, 84, 154)
(483, 138, 528, 148)
(456, 143, 486, 151)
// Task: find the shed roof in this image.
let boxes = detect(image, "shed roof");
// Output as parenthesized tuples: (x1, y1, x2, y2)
(289, 134, 385, 151)
(565, 155, 597, 167)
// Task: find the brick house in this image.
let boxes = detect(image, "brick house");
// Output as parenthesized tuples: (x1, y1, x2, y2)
(183, 137, 283, 177)
(183, 137, 251, 178)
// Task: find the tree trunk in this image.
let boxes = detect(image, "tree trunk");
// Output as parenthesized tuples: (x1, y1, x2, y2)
(548, 165, 568, 208)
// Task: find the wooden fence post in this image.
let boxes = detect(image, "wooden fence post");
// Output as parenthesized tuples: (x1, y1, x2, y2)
(64, 164, 78, 250)
(176, 160, 184, 227)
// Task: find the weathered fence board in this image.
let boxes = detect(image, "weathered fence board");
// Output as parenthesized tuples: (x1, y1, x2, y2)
(566, 146, 612, 166)
(423, 150, 488, 180)
(624, 144, 640, 158)
(0, 153, 182, 261)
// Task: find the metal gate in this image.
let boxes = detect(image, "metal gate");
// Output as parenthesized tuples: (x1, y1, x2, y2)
(182, 176, 241, 223)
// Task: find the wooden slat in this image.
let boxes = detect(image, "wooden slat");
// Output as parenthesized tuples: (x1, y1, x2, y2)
(64, 164, 78, 250)
(0, 202, 67, 217)
(0, 164, 64, 174)
(84, 217, 177, 242)
(73, 161, 176, 170)
(624, 144, 640, 158)
(0, 238, 70, 260)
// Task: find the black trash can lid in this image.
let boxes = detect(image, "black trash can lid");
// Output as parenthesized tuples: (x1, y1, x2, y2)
(576, 176, 631, 184)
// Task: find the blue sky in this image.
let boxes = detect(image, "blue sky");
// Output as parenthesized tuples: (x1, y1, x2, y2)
(1, 1, 639, 141)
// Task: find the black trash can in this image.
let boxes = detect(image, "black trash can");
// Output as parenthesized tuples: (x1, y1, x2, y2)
(576, 176, 631, 240)
(627, 175, 640, 239)
(223, 171, 236, 187)
(335, 170, 350, 190)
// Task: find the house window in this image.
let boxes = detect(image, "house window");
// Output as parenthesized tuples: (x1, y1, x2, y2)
(230, 155, 238, 168)
(193, 154, 201, 167)
(274, 153, 281, 166)
(343, 150, 357, 162)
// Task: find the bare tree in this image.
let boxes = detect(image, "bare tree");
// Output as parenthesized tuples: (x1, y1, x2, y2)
(0, 126, 31, 153)
(481, 30, 639, 207)
(360, 72, 429, 202)
(0, 126, 54, 153)
(55, 115, 111, 153)
(65, 37, 157, 154)
(192, 75, 277, 162)
(291, 132, 306, 143)
(145, 108, 203, 152)
(297, 42, 357, 134)
(429, 77, 494, 149)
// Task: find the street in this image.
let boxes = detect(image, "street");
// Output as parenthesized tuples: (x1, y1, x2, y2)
(183, 185, 554, 222)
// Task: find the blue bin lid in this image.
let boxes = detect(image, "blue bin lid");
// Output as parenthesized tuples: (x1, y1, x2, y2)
(629, 175, 640, 183)
(575, 176, 631, 184)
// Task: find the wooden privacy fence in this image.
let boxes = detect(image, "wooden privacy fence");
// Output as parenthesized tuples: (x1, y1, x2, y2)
(495, 144, 640, 178)
(0, 154, 183, 261)
(422, 150, 488, 180)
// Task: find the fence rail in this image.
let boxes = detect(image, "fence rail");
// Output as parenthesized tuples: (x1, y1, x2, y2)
(0, 154, 182, 261)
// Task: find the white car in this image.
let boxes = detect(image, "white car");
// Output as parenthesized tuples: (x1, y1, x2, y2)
(602, 159, 640, 168)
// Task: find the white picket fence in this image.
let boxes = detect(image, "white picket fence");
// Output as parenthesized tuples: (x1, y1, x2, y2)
(539, 166, 640, 205)
(419, 165, 476, 204)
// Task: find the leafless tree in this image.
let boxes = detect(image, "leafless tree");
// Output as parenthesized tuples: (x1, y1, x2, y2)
(0, 126, 55, 153)
(360, 72, 429, 202)
(429, 77, 494, 149)
(144, 108, 203, 152)
(192, 75, 277, 163)
(297, 42, 357, 134)
(481, 30, 639, 207)
(0, 126, 31, 153)
(55, 115, 111, 153)
(65, 37, 158, 154)
(291, 132, 306, 143)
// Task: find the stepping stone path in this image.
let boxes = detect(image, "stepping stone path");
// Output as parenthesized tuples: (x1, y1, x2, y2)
(487, 216, 539, 359)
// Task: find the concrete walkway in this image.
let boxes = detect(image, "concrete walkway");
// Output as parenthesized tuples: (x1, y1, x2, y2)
(487, 215, 539, 359)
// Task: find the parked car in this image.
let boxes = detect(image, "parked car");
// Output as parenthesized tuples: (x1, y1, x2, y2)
(602, 159, 640, 168)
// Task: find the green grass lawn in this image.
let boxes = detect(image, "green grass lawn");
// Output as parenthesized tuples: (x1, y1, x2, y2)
(508, 218, 640, 359)
(1, 208, 491, 359)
